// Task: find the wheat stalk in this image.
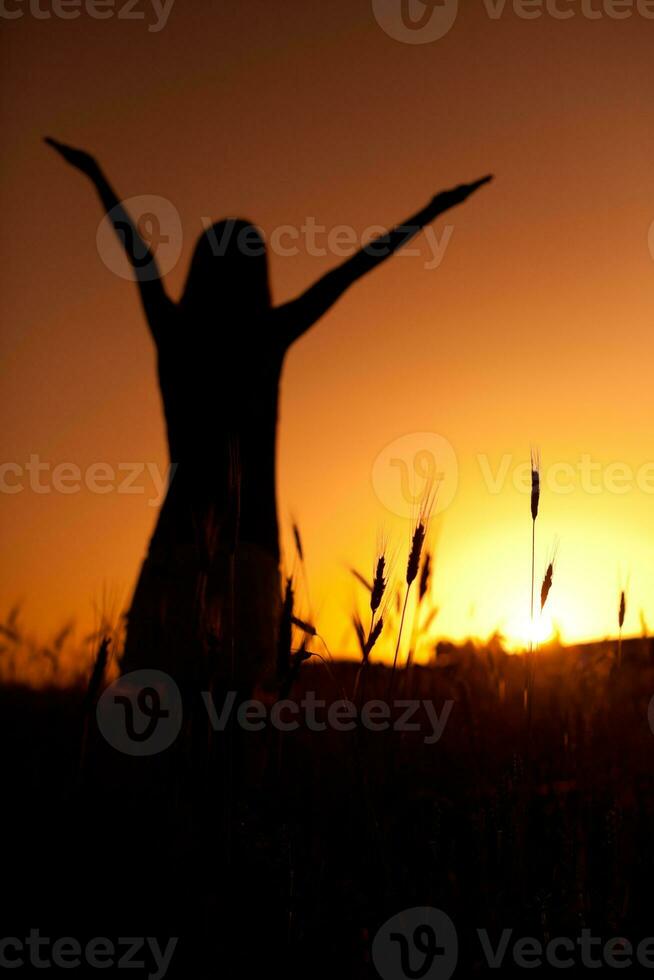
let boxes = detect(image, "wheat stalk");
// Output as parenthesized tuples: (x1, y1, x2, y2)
(540, 561, 554, 613)
(525, 447, 540, 730)
(618, 589, 626, 667)
(388, 495, 433, 700)
(530, 447, 541, 628)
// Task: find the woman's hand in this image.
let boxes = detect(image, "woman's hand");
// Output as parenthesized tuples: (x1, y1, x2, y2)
(44, 137, 101, 178)
(432, 174, 493, 211)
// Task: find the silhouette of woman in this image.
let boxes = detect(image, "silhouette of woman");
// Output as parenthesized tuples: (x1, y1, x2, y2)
(46, 137, 491, 688)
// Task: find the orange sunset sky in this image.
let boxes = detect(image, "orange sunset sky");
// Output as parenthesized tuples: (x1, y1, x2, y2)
(1, 1, 652, 657)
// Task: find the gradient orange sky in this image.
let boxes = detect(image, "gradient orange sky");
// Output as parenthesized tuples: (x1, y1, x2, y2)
(1, 2, 652, 656)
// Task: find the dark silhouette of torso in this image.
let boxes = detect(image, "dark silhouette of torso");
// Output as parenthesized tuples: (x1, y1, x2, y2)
(155, 296, 284, 558)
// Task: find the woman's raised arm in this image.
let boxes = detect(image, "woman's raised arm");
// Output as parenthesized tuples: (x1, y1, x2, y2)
(44, 138, 170, 342)
(276, 175, 493, 348)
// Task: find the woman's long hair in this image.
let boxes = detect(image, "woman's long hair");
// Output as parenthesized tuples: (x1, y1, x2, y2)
(181, 218, 271, 319)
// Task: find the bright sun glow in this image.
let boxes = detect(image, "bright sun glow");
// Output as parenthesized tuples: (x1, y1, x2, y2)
(502, 609, 557, 652)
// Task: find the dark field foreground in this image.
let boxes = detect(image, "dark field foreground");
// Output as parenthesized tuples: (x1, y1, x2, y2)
(3, 636, 654, 977)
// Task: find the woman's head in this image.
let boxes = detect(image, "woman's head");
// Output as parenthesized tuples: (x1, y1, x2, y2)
(182, 219, 271, 318)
